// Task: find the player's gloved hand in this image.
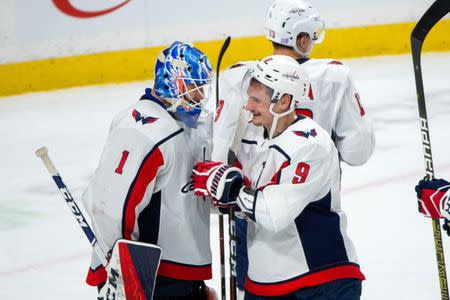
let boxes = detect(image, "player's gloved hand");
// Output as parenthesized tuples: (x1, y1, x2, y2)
(236, 186, 258, 221)
(193, 161, 243, 206)
(442, 219, 450, 237)
(415, 178, 450, 219)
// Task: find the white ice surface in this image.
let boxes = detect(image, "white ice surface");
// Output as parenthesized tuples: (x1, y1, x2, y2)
(1, 53, 450, 299)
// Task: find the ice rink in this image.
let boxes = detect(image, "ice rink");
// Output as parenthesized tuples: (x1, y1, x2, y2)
(1, 52, 450, 299)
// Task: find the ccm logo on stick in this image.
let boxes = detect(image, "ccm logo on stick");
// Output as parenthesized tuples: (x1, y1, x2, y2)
(59, 186, 89, 228)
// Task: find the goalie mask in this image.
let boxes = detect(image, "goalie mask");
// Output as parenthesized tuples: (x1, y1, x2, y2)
(265, 0, 325, 56)
(154, 41, 214, 128)
(249, 55, 309, 139)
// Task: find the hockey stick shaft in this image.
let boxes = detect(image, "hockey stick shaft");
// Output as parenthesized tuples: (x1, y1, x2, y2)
(228, 207, 237, 300)
(215, 36, 238, 300)
(35, 146, 108, 267)
(216, 36, 231, 300)
(411, 1, 450, 299)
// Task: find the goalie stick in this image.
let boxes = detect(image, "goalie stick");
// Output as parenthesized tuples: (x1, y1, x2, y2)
(35, 146, 108, 267)
(36, 146, 162, 300)
(215, 36, 233, 300)
(411, 1, 450, 299)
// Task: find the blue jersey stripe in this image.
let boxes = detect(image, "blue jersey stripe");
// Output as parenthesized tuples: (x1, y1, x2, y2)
(294, 191, 349, 270)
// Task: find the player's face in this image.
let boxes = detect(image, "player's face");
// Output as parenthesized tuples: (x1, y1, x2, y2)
(245, 83, 273, 128)
(182, 83, 206, 108)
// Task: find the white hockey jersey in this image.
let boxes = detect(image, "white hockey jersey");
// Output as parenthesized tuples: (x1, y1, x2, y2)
(82, 90, 213, 286)
(212, 58, 375, 165)
(237, 116, 365, 296)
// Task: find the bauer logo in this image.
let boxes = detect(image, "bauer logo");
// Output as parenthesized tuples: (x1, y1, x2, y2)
(211, 165, 228, 195)
(52, 0, 131, 18)
(420, 118, 434, 178)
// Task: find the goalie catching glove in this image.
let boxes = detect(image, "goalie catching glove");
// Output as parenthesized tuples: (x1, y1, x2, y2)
(193, 161, 243, 206)
(415, 178, 450, 220)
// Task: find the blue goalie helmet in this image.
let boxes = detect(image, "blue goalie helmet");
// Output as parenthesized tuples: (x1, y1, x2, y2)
(154, 41, 214, 127)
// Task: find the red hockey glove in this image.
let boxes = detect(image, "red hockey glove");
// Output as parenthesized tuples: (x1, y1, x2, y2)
(193, 161, 243, 206)
(415, 178, 450, 219)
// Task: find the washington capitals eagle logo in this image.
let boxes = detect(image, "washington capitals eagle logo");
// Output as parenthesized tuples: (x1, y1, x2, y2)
(293, 129, 317, 139)
(132, 109, 158, 125)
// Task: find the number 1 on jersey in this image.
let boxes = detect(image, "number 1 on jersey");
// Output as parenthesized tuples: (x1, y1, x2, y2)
(115, 150, 129, 174)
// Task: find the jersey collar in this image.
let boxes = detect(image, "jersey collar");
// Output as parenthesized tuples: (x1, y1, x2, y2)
(296, 58, 310, 65)
(140, 88, 166, 109)
(263, 115, 305, 139)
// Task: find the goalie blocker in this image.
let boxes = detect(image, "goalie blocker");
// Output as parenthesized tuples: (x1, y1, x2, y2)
(98, 239, 162, 300)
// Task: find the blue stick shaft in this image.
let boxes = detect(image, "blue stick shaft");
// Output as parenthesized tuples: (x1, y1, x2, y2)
(36, 147, 108, 266)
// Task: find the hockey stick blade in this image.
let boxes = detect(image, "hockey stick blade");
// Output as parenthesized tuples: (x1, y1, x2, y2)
(411, 1, 450, 299)
(411, 0, 450, 45)
(216, 36, 231, 107)
(412, 0, 450, 141)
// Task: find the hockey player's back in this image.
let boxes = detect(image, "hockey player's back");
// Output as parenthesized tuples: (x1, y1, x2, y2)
(296, 58, 375, 165)
(213, 58, 375, 166)
(213, 0, 375, 167)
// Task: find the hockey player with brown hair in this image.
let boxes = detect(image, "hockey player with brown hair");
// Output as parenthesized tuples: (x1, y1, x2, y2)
(195, 55, 365, 299)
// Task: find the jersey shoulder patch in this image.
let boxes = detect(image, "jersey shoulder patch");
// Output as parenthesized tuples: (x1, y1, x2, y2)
(273, 118, 326, 157)
(128, 100, 182, 144)
(132, 109, 159, 125)
(292, 128, 317, 139)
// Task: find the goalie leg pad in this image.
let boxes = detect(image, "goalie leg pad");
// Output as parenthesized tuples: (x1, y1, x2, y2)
(101, 239, 162, 300)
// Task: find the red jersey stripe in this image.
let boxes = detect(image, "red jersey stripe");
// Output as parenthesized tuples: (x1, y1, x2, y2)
(123, 147, 164, 240)
(157, 260, 212, 280)
(245, 264, 365, 296)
